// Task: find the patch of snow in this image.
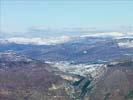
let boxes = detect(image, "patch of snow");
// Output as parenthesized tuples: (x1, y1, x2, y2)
(51, 61, 106, 78)
(117, 41, 133, 48)
(83, 50, 87, 54)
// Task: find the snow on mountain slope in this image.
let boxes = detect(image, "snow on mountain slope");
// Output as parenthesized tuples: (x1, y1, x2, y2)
(50, 61, 107, 78)
(0, 32, 133, 45)
(117, 41, 133, 48)
(0, 36, 72, 45)
(116, 37, 133, 48)
(80, 32, 124, 37)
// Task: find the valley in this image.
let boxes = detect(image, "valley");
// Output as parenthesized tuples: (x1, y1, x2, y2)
(0, 35, 133, 100)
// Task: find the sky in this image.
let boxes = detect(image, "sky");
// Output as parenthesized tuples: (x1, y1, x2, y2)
(0, 0, 133, 33)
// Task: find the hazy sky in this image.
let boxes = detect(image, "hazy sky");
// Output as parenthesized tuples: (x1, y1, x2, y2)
(0, 0, 133, 32)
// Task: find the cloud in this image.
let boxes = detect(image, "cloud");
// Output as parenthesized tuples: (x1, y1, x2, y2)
(0, 26, 133, 38)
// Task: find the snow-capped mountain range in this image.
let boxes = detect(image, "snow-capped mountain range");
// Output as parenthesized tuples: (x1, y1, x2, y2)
(0, 32, 133, 47)
(0, 32, 133, 48)
(0, 36, 72, 45)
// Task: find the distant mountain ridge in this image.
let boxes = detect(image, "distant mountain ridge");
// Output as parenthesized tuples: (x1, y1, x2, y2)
(0, 36, 132, 64)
